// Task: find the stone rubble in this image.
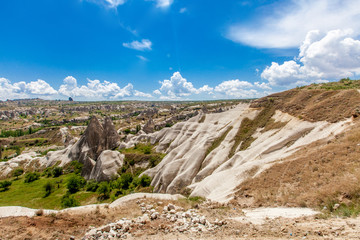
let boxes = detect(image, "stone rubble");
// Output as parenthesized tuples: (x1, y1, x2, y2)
(82, 201, 226, 239)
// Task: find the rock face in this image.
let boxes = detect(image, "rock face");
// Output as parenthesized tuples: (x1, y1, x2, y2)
(143, 104, 352, 202)
(89, 150, 124, 181)
(143, 118, 155, 134)
(68, 116, 122, 180)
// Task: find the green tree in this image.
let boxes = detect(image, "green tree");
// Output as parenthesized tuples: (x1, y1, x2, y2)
(67, 175, 85, 193)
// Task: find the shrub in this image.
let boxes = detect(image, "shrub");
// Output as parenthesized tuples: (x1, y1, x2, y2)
(35, 209, 44, 216)
(24, 172, 40, 183)
(52, 167, 63, 177)
(13, 168, 24, 179)
(67, 161, 83, 175)
(97, 182, 110, 199)
(143, 146, 151, 154)
(67, 175, 85, 193)
(86, 181, 99, 192)
(61, 193, 80, 208)
(0, 180, 12, 191)
(119, 173, 133, 190)
(43, 181, 54, 197)
(138, 174, 151, 188)
(43, 167, 53, 177)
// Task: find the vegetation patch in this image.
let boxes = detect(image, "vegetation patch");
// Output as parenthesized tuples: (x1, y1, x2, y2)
(228, 100, 275, 158)
(205, 126, 233, 157)
(198, 115, 206, 123)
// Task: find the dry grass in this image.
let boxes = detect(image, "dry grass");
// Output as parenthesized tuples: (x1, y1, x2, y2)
(228, 101, 275, 158)
(251, 88, 360, 123)
(234, 119, 360, 210)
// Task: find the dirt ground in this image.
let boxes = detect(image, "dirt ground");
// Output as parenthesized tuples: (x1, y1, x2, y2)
(0, 198, 359, 240)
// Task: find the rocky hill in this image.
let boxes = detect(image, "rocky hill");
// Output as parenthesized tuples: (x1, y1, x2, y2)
(141, 81, 360, 205)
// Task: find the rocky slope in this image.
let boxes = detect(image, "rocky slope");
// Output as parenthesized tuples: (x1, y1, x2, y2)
(142, 87, 359, 203)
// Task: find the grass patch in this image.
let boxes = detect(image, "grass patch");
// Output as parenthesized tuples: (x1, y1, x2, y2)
(303, 78, 360, 90)
(228, 100, 275, 158)
(261, 118, 288, 133)
(205, 126, 233, 156)
(0, 173, 98, 209)
(198, 115, 206, 123)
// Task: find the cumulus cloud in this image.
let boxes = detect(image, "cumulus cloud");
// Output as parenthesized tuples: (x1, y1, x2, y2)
(261, 29, 360, 86)
(213, 79, 262, 98)
(123, 39, 152, 51)
(198, 85, 213, 93)
(0, 78, 57, 100)
(157, 72, 198, 99)
(227, 0, 360, 48)
(153, 89, 161, 95)
(134, 90, 153, 98)
(155, 72, 267, 99)
(58, 76, 152, 100)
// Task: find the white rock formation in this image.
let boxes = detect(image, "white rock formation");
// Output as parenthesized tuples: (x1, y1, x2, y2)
(143, 104, 352, 202)
(89, 150, 124, 181)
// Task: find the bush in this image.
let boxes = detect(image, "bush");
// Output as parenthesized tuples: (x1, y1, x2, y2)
(67, 175, 85, 193)
(143, 146, 151, 154)
(52, 167, 63, 177)
(86, 181, 99, 192)
(43, 181, 54, 197)
(119, 173, 133, 190)
(13, 168, 24, 179)
(61, 193, 80, 208)
(0, 180, 12, 191)
(69, 161, 83, 175)
(43, 167, 53, 177)
(138, 174, 151, 188)
(97, 182, 110, 199)
(24, 172, 40, 183)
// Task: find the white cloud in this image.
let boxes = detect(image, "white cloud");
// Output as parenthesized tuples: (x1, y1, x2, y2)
(227, 0, 360, 48)
(23, 79, 58, 95)
(59, 76, 152, 100)
(86, 0, 126, 8)
(123, 39, 152, 51)
(214, 79, 253, 92)
(105, 0, 126, 7)
(137, 55, 149, 61)
(157, 72, 198, 99)
(134, 90, 153, 98)
(179, 8, 187, 13)
(198, 85, 213, 93)
(214, 79, 261, 98)
(0, 78, 57, 100)
(153, 89, 161, 95)
(261, 29, 360, 86)
(254, 82, 272, 90)
(152, 0, 173, 8)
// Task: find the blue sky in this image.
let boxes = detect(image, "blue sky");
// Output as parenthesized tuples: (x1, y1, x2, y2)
(0, 0, 360, 101)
